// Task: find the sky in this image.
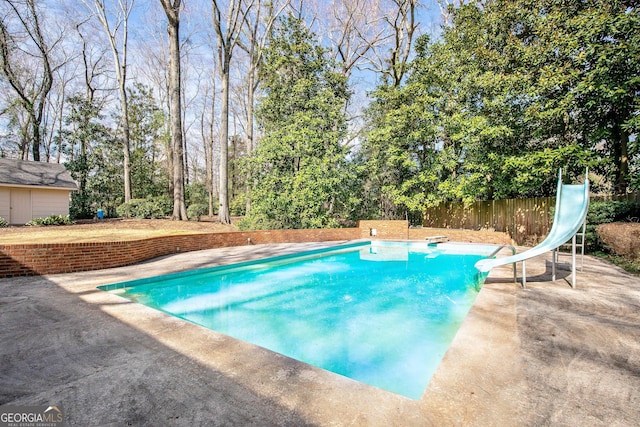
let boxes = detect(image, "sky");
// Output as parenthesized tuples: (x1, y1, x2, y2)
(1, 0, 446, 161)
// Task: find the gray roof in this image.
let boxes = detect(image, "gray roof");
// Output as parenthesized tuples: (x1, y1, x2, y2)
(0, 158, 77, 190)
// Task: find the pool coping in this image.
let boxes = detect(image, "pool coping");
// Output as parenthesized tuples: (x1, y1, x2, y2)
(97, 241, 372, 291)
(1, 240, 638, 425)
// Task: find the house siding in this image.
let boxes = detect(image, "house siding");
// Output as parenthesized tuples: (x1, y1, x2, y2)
(31, 189, 71, 218)
(0, 159, 77, 224)
(0, 186, 72, 224)
(0, 188, 9, 220)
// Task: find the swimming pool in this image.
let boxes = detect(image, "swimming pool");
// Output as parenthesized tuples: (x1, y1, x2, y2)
(99, 241, 496, 399)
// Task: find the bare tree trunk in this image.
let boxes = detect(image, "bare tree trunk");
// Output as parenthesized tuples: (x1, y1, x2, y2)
(212, 0, 251, 224)
(180, 74, 190, 186)
(245, 71, 255, 214)
(119, 85, 132, 200)
(387, 0, 417, 87)
(612, 119, 630, 194)
(199, 69, 217, 217)
(160, 0, 188, 220)
(240, 0, 288, 215)
(208, 132, 215, 217)
(164, 78, 175, 197)
(361, 0, 418, 87)
(168, 11, 187, 220)
(219, 65, 231, 224)
(202, 112, 214, 218)
(83, 0, 133, 201)
(0, 0, 56, 162)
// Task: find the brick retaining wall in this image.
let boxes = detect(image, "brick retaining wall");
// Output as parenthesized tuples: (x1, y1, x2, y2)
(408, 227, 512, 244)
(0, 221, 512, 277)
(358, 220, 409, 239)
(0, 228, 360, 277)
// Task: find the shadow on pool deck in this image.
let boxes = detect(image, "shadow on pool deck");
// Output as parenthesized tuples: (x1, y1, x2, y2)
(0, 242, 639, 426)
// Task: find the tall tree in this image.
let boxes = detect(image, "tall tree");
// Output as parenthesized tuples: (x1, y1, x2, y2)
(59, 20, 110, 218)
(0, 0, 61, 161)
(368, 0, 419, 87)
(135, 7, 174, 200)
(362, 0, 639, 221)
(82, 0, 134, 201)
(62, 96, 112, 218)
(241, 16, 355, 229)
(159, 0, 188, 219)
(196, 67, 218, 217)
(212, 0, 252, 224)
(527, 0, 639, 193)
(239, 0, 288, 214)
(464, 0, 639, 194)
(325, 0, 387, 78)
(126, 83, 168, 198)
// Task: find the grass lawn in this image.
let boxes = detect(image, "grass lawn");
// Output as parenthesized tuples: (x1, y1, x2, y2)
(0, 218, 239, 244)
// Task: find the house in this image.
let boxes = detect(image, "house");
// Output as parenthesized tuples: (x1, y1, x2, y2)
(0, 158, 78, 225)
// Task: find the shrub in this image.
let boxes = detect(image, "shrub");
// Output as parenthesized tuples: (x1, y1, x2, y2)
(0, 217, 8, 227)
(187, 203, 209, 220)
(596, 222, 640, 260)
(236, 215, 272, 231)
(153, 194, 173, 216)
(26, 214, 74, 226)
(229, 193, 246, 216)
(116, 197, 169, 219)
(585, 201, 640, 251)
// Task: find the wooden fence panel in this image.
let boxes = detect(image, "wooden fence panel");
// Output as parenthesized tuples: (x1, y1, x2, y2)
(422, 192, 639, 245)
(423, 197, 556, 245)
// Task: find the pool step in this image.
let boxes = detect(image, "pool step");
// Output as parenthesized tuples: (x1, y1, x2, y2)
(424, 236, 449, 244)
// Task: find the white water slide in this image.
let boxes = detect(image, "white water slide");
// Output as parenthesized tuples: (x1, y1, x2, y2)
(475, 169, 589, 288)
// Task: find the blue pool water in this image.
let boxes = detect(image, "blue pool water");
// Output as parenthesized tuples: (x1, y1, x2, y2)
(99, 241, 493, 399)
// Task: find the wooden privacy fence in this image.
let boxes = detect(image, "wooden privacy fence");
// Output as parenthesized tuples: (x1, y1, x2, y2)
(423, 192, 640, 245)
(423, 197, 556, 245)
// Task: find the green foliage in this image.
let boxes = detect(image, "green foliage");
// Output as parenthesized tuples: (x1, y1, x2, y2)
(186, 203, 209, 220)
(62, 85, 170, 220)
(116, 197, 171, 219)
(361, 0, 639, 218)
(185, 182, 208, 207)
(588, 201, 640, 225)
(595, 253, 640, 275)
(516, 0, 640, 193)
(241, 16, 356, 230)
(492, 145, 595, 198)
(26, 215, 74, 227)
(126, 83, 170, 199)
(185, 183, 214, 219)
(61, 96, 116, 219)
(0, 217, 8, 227)
(229, 193, 246, 216)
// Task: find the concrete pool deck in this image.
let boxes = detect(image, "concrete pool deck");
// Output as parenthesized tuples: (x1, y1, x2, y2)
(1, 241, 639, 426)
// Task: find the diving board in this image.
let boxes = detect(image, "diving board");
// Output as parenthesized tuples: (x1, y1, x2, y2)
(475, 169, 589, 288)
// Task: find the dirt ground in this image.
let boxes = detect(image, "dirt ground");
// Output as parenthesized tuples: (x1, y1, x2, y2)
(0, 218, 239, 244)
